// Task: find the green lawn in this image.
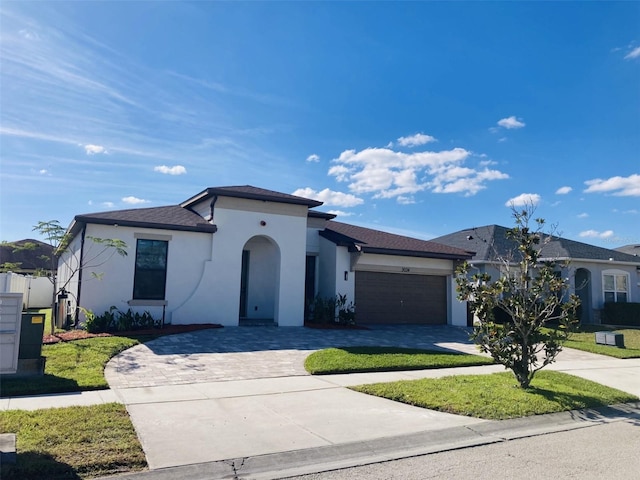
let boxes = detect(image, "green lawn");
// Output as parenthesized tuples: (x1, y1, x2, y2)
(0, 336, 140, 397)
(0, 403, 147, 480)
(304, 346, 494, 375)
(352, 370, 638, 420)
(559, 325, 640, 358)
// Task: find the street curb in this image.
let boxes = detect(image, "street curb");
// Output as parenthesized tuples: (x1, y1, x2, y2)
(100, 402, 640, 480)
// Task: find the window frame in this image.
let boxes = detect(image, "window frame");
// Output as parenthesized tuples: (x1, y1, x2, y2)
(132, 238, 169, 301)
(602, 270, 630, 304)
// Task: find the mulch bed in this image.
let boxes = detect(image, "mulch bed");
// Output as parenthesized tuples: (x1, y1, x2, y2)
(42, 324, 223, 344)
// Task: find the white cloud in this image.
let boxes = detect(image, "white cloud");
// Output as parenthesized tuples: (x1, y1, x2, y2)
(38, 169, 48, 175)
(101, 201, 115, 208)
(497, 116, 526, 129)
(327, 210, 353, 217)
(122, 196, 149, 205)
(624, 46, 640, 60)
(306, 154, 320, 163)
(556, 186, 572, 195)
(328, 146, 507, 199)
(584, 174, 640, 196)
(292, 187, 364, 207)
(154, 165, 187, 175)
(505, 193, 541, 207)
(84, 144, 107, 155)
(397, 133, 436, 147)
(397, 195, 416, 205)
(577, 212, 589, 218)
(579, 230, 614, 239)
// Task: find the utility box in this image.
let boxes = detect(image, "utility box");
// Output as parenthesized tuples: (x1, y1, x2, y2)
(0, 293, 24, 375)
(19, 313, 45, 359)
(595, 331, 625, 348)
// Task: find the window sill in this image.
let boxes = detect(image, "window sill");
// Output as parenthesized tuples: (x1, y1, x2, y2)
(127, 299, 167, 307)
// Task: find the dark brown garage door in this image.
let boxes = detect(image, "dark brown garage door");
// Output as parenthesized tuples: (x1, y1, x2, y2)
(355, 271, 447, 324)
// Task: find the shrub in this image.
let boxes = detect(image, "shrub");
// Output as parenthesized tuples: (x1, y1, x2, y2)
(83, 306, 159, 333)
(307, 294, 356, 325)
(603, 302, 640, 326)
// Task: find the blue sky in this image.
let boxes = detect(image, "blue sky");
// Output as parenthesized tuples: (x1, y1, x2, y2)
(1, 1, 638, 249)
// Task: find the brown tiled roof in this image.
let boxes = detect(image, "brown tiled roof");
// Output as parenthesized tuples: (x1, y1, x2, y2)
(181, 185, 323, 208)
(73, 206, 217, 234)
(322, 221, 473, 260)
(0, 239, 55, 272)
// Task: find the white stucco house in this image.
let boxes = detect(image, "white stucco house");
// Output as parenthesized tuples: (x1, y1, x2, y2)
(432, 225, 640, 325)
(58, 186, 473, 328)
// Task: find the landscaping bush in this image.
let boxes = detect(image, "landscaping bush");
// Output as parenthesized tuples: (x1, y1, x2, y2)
(602, 302, 640, 326)
(84, 306, 160, 333)
(306, 294, 356, 325)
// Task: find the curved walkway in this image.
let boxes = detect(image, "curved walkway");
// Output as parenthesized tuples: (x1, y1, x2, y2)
(105, 325, 478, 388)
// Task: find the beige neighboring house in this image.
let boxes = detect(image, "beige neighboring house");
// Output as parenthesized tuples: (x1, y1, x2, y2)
(432, 225, 640, 325)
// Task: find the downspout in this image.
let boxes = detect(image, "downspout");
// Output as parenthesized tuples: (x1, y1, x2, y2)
(74, 225, 87, 328)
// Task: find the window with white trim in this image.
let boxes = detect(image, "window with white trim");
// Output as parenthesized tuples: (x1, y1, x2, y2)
(603, 272, 629, 303)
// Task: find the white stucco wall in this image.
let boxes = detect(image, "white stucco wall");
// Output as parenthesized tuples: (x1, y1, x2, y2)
(57, 231, 83, 320)
(76, 224, 213, 324)
(171, 197, 309, 326)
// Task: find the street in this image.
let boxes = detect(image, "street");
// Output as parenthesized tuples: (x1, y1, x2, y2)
(283, 421, 640, 480)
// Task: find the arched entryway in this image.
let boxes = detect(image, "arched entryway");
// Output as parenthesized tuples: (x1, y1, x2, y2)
(239, 235, 281, 325)
(575, 268, 592, 324)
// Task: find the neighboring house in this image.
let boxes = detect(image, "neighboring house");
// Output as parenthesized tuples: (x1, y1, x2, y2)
(0, 239, 55, 275)
(432, 225, 640, 325)
(615, 244, 640, 258)
(58, 186, 472, 327)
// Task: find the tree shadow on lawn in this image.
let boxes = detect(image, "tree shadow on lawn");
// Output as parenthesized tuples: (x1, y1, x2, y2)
(0, 375, 80, 398)
(1, 451, 81, 480)
(526, 385, 640, 420)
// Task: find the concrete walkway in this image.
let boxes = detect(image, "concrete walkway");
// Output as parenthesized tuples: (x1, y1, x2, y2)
(3, 325, 640, 479)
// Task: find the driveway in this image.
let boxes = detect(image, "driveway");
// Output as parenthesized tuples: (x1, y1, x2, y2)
(104, 325, 640, 471)
(105, 325, 495, 469)
(105, 325, 478, 388)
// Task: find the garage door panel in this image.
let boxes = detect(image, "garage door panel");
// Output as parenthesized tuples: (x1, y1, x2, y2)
(355, 272, 446, 324)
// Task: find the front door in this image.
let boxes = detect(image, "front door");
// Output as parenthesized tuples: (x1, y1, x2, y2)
(239, 250, 249, 317)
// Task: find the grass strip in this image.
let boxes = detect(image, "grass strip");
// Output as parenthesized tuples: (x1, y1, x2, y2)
(563, 326, 640, 358)
(305, 346, 494, 375)
(0, 336, 139, 397)
(0, 403, 147, 480)
(352, 370, 638, 420)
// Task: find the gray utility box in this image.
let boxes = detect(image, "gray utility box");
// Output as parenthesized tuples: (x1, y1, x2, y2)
(0, 293, 24, 375)
(595, 331, 625, 348)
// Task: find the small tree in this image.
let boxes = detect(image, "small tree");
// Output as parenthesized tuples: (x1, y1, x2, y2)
(455, 207, 580, 388)
(28, 220, 127, 333)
